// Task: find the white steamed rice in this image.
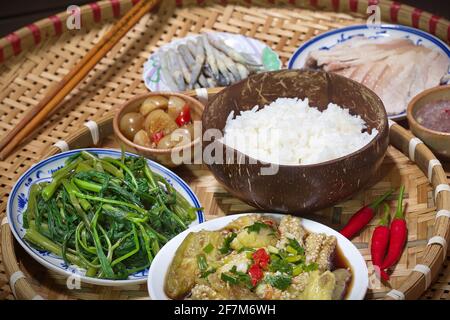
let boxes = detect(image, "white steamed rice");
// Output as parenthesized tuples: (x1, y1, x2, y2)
(220, 98, 378, 165)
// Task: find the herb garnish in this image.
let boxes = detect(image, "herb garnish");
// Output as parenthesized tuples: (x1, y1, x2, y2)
(269, 256, 293, 275)
(245, 221, 271, 234)
(266, 274, 292, 290)
(304, 262, 318, 272)
(219, 232, 237, 254)
(221, 272, 239, 285)
(220, 266, 253, 288)
(266, 238, 314, 282)
(287, 238, 305, 255)
(200, 267, 216, 278)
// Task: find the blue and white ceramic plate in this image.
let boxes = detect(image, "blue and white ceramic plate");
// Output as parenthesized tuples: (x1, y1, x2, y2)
(288, 24, 450, 120)
(7, 148, 204, 286)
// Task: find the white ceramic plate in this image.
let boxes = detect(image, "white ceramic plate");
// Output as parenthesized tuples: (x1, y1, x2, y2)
(288, 24, 450, 120)
(148, 213, 369, 300)
(143, 32, 281, 91)
(7, 148, 204, 286)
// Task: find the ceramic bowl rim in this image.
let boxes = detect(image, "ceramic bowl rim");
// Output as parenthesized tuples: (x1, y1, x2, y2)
(407, 84, 450, 137)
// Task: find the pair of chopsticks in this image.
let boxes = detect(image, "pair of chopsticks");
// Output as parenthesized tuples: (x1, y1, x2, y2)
(0, 0, 160, 160)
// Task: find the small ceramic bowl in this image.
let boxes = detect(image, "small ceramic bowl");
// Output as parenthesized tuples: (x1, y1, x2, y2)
(407, 85, 450, 160)
(202, 69, 389, 214)
(113, 92, 204, 167)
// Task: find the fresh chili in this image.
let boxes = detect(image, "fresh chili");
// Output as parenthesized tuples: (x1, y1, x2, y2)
(381, 185, 407, 270)
(252, 248, 270, 269)
(370, 203, 391, 281)
(263, 220, 274, 226)
(340, 189, 393, 239)
(175, 105, 191, 127)
(247, 248, 270, 287)
(151, 131, 164, 144)
(248, 263, 264, 286)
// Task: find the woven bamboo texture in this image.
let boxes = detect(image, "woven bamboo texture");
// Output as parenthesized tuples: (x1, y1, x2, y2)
(0, 0, 449, 300)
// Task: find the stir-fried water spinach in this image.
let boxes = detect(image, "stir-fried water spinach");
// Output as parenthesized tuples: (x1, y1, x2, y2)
(23, 151, 198, 279)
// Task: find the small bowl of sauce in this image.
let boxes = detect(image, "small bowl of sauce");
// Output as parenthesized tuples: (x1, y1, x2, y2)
(407, 85, 450, 160)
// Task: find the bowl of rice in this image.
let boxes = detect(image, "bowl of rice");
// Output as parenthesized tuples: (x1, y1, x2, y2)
(202, 69, 389, 213)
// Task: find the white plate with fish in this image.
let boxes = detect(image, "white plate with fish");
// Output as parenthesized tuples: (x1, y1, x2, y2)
(143, 32, 281, 92)
(148, 213, 368, 300)
(7, 148, 204, 286)
(288, 24, 450, 120)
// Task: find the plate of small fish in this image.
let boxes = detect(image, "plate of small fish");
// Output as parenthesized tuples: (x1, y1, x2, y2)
(288, 24, 450, 120)
(143, 32, 281, 92)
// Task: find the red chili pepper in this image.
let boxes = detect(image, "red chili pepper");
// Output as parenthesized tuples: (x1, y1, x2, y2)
(151, 131, 164, 144)
(340, 189, 393, 239)
(175, 104, 191, 127)
(248, 263, 263, 286)
(252, 248, 270, 269)
(381, 185, 407, 270)
(370, 203, 391, 281)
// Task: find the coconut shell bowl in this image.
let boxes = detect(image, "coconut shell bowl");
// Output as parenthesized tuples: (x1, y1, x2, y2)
(202, 69, 389, 214)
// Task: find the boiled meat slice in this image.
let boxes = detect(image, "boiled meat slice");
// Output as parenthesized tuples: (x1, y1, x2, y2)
(305, 36, 450, 115)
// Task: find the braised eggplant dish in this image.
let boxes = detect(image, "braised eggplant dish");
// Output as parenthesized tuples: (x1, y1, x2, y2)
(165, 215, 352, 300)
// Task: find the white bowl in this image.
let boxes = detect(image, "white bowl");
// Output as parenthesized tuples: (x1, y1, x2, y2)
(7, 148, 204, 286)
(147, 213, 368, 300)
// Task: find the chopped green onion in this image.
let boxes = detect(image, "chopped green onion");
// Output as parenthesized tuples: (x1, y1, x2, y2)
(200, 268, 216, 278)
(286, 255, 302, 263)
(203, 243, 214, 254)
(197, 254, 208, 271)
(293, 266, 303, 276)
(219, 232, 237, 254)
(267, 245, 279, 254)
(286, 245, 297, 255)
(220, 273, 239, 285)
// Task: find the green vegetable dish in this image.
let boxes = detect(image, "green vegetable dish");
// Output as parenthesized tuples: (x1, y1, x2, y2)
(23, 151, 198, 280)
(165, 215, 352, 300)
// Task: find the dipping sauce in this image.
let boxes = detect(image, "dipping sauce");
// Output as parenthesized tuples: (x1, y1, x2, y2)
(415, 100, 450, 133)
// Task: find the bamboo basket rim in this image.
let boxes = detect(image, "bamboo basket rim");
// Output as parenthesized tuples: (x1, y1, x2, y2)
(0, 0, 449, 63)
(0, 0, 449, 300)
(2, 89, 450, 300)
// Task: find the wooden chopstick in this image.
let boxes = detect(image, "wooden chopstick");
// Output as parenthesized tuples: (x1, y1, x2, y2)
(0, 0, 160, 160)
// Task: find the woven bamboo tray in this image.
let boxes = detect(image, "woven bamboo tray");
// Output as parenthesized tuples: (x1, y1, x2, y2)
(0, 0, 449, 300)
